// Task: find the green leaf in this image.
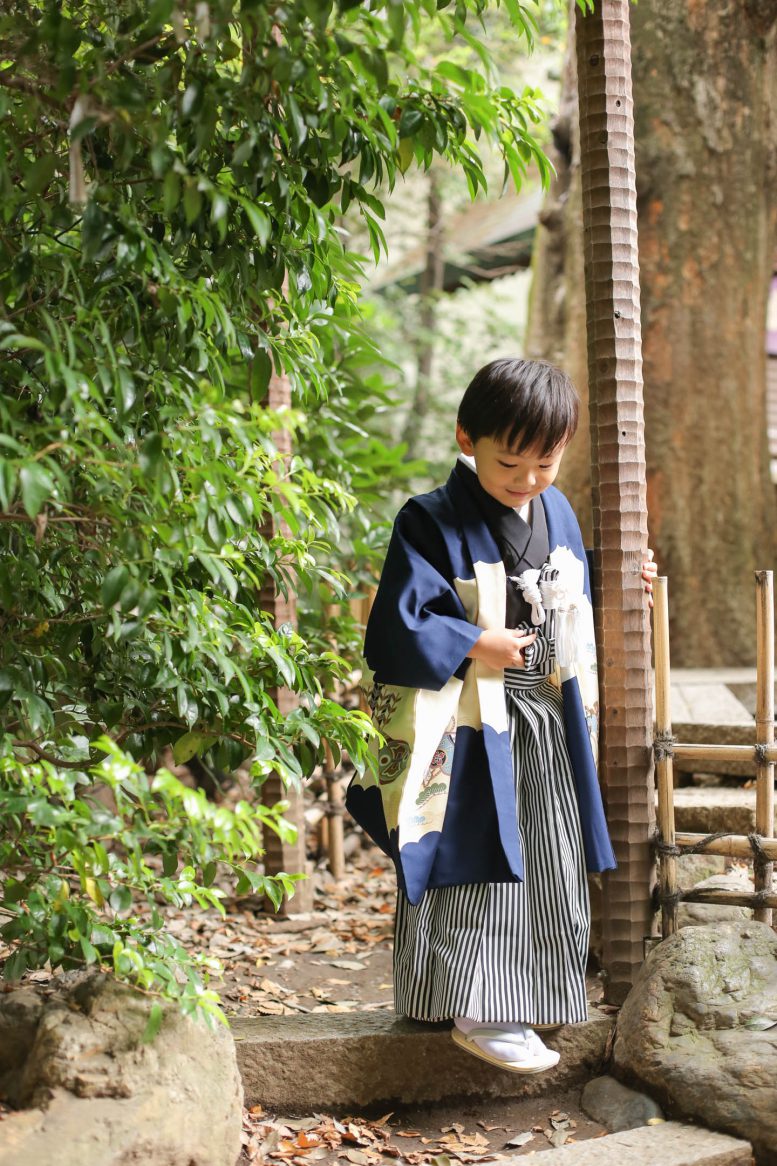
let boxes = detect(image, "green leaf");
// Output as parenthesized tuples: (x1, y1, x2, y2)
(19, 463, 55, 518)
(2, 949, 28, 981)
(250, 349, 272, 396)
(109, 886, 132, 913)
(80, 935, 99, 964)
(239, 199, 270, 246)
(142, 1002, 164, 1043)
(163, 170, 181, 216)
(172, 730, 218, 765)
(25, 154, 57, 195)
(139, 432, 164, 475)
(101, 565, 130, 607)
(183, 183, 203, 225)
(162, 850, 179, 878)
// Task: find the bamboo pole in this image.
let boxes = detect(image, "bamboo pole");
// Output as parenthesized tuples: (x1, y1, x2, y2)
(754, 570, 775, 925)
(672, 743, 777, 765)
(675, 832, 777, 861)
(653, 577, 677, 936)
(680, 888, 777, 910)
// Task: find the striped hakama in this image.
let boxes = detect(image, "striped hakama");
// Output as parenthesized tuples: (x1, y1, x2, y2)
(393, 626, 590, 1025)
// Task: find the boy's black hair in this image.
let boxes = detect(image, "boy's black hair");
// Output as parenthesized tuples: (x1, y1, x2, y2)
(457, 357, 579, 454)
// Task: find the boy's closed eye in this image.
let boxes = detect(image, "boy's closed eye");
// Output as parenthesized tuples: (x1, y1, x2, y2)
(498, 461, 554, 470)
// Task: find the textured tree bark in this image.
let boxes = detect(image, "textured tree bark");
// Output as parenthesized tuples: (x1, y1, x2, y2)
(576, 0, 655, 1002)
(526, 12, 592, 538)
(530, 0, 777, 665)
(630, 0, 777, 662)
(258, 359, 313, 914)
(402, 168, 444, 459)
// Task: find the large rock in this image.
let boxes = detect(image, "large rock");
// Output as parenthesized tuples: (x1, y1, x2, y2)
(677, 872, 754, 928)
(0, 971, 243, 1166)
(613, 921, 777, 1165)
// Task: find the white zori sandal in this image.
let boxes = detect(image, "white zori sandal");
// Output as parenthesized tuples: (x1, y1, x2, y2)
(451, 1023, 560, 1074)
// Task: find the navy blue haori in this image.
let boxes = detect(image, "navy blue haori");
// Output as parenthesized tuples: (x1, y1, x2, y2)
(346, 461, 616, 907)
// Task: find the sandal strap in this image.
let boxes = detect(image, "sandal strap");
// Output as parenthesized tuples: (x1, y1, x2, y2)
(461, 1027, 535, 1050)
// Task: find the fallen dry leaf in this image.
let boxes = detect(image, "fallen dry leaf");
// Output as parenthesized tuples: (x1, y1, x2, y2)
(504, 1131, 533, 1149)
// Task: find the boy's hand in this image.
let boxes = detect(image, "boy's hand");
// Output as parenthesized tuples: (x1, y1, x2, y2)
(642, 548, 657, 608)
(467, 628, 538, 669)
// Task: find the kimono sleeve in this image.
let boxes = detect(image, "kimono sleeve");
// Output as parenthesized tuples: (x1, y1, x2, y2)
(364, 500, 482, 691)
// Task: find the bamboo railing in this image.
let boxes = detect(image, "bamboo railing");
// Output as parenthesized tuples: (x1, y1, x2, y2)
(653, 572, 776, 935)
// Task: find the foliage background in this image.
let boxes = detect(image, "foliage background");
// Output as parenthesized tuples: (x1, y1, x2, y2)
(0, 0, 555, 1019)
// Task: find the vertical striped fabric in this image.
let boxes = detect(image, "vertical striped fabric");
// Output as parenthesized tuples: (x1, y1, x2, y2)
(393, 628, 590, 1026)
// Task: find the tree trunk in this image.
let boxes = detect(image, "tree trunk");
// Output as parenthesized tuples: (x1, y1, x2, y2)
(527, 15, 592, 539)
(576, 0, 655, 1003)
(402, 168, 445, 459)
(258, 356, 313, 914)
(631, 0, 777, 662)
(257, 20, 312, 914)
(530, 0, 777, 666)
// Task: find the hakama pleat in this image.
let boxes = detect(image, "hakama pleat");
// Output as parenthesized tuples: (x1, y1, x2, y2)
(393, 664, 590, 1025)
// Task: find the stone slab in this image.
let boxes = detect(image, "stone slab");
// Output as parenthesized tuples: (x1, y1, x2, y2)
(672, 670, 759, 686)
(658, 669, 769, 777)
(671, 787, 775, 835)
(232, 1009, 613, 1110)
(670, 684, 753, 728)
(671, 722, 761, 777)
(506, 1121, 752, 1166)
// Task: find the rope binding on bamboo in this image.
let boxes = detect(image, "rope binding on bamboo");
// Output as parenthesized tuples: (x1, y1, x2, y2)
(653, 828, 737, 857)
(748, 830, 771, 878)
(653, 730, 676, 761)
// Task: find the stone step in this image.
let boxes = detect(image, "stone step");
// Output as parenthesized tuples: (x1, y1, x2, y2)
(670, 721, 761, 777)
(663, 672, 763, 778)
(233, 1009, 613, 1110)
(671, 787, 775, 836)
(669, 683, 754, 730)
(514, 1121, 752, 1166)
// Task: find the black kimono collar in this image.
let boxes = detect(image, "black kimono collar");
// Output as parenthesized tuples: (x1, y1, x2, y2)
(452, 459, 550, 628)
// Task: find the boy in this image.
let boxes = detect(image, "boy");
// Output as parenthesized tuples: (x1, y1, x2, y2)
(347, 357, 655, 1072)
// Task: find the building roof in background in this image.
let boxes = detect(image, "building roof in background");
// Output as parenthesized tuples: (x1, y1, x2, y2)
(368, 187, 544, 295)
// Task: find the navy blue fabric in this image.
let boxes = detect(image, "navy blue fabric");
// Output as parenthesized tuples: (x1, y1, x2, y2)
(364, 498, 482, 690)
(343, 781, 392, 857)
(561, 674, 616, 870)
(424, 725, 522, 897)
(349, 468, 616, 900)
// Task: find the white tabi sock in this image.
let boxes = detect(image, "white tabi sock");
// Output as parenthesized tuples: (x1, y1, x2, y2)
(453, 1016, 544, 1061)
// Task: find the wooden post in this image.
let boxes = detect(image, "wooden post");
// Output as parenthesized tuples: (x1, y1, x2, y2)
(653, 576, 677, 936)
(754, 570, 775, 925)
(576, 0, 655, 1001)
(324, 741, 345, 879)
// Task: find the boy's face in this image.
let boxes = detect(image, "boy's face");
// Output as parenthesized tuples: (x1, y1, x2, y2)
(455, 423, 567, 509)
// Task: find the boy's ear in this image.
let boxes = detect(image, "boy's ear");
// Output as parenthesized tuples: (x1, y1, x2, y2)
(455, 422, 475, 456)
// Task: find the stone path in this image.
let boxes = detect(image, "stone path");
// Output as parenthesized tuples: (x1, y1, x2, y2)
(520, 1122, 752, 1166)
(233, 1010, 614, 1110)
(668, 668, 772, 777)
